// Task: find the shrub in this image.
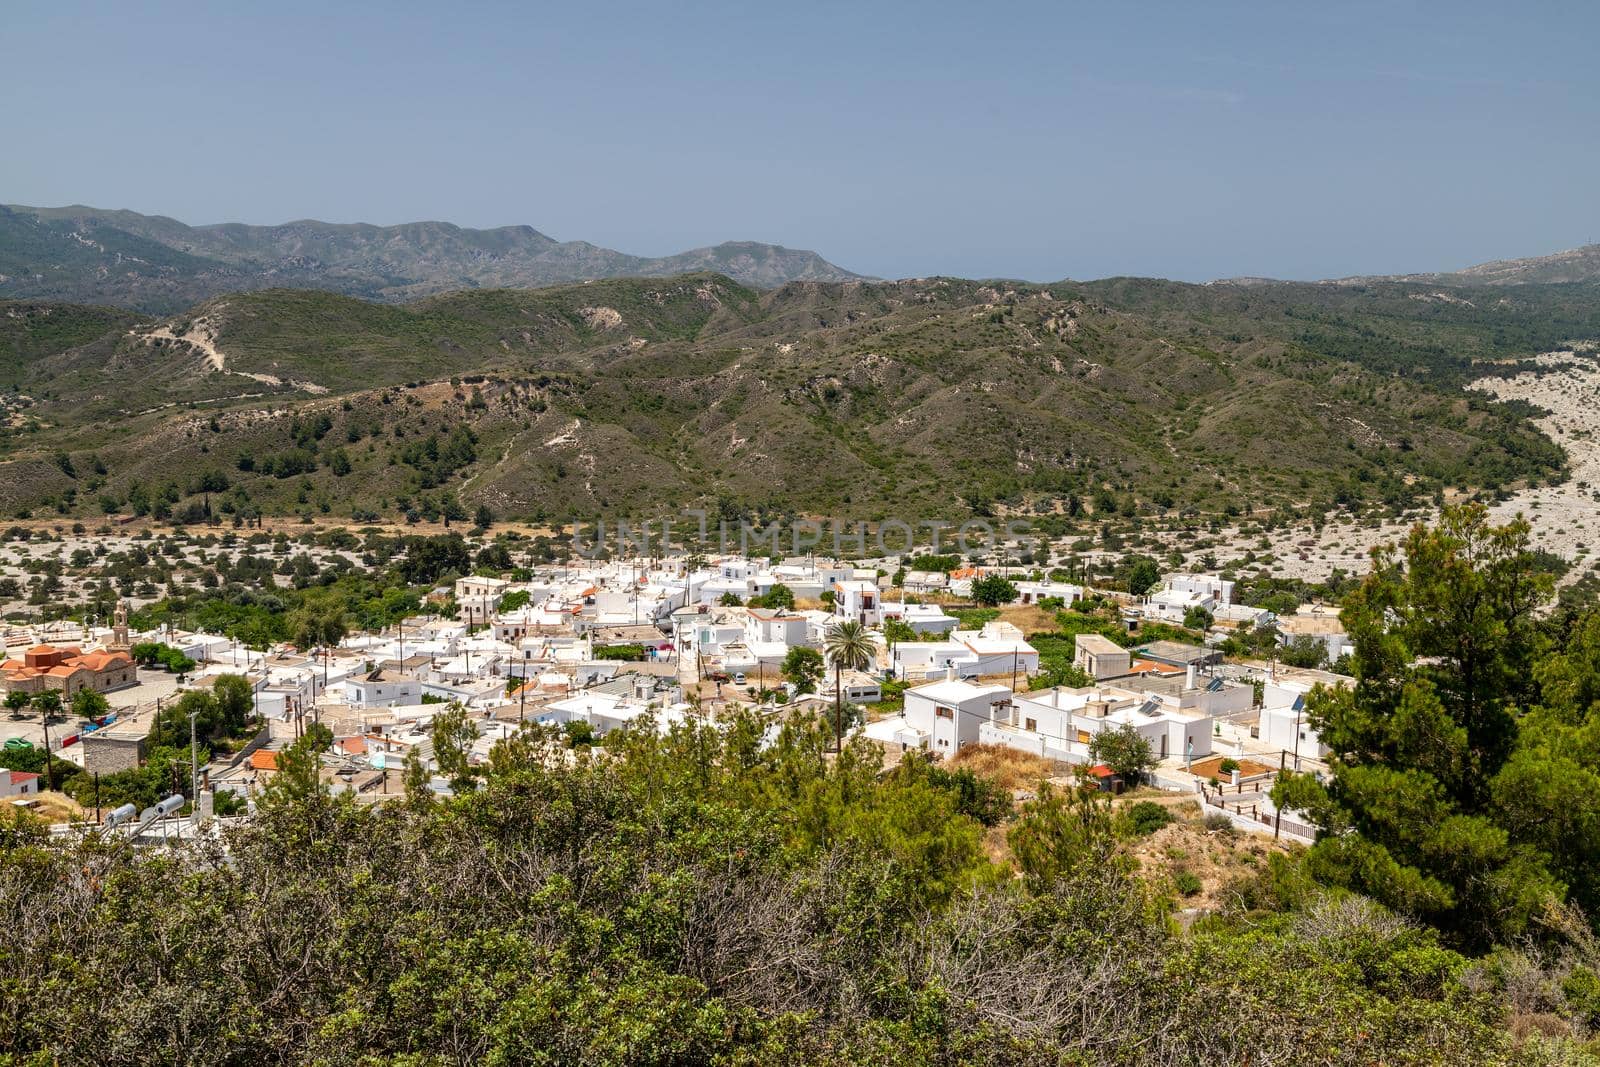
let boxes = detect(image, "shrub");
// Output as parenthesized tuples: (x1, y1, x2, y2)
(1174, 870, 1203, 897)
(1122, 800, 1176, 837)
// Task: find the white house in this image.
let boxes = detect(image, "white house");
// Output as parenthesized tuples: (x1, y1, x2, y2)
(979, 684, 1216, 766)
(1257, 679, 1329, 759)
(891, 638, 978, 681)
(954, 621, 1039, 678)
(1014, 579, 1083, 607)
(838, 669, 883, 705)
(1277, 610, 1351, 664)
(901, 570, 949, 595)
(1146, 573, 1234, 623)
(832, 580, 883, 627)
(0, 770, 40, 799)
(455, 576, 511, 602)
(343, 668, 422, 709)
(881, 601, 958, 635)
(890, 622, 1038, 681)
(745, 608, 809, 648)
(874, 673, 1014, 754)
(1074, 634, 1132, 679)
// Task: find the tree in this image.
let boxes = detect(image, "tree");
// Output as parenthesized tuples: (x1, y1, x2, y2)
(70, 687, 109, 722)
(824, 621, 876, 751)
(718, 592, 743, 607)
(756, 583, 795, 611)
(31, 690, 62, 721)
(1087, 723, 1154, 783)
(260, 727, 331, 810)
(292, 608, 347, 651)
(882, 618, 916, 650)
(4, 690, 29, 717)
(212, 673, 256, 736)
(1274, 505, 1560, 947)
(1008, 781, 1119, 892)
(430, 703, 479, 793)
(1278, 634, 1328, 669)
(781, 646, 823, 695)
(969, 574, 1018, 607)
(1122, 555, 1161, 597)
(1182, 605, 1213, 631)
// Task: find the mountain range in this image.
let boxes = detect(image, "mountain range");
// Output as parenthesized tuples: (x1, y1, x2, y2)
(1324, 243, 1600, 288)
(0, 204, 866, 313)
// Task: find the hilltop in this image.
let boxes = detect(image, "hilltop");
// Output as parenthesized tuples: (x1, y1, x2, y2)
(1329, 244, 1600, 287)
(0, 269, 1588, 526)
(0, 204, 866, 312)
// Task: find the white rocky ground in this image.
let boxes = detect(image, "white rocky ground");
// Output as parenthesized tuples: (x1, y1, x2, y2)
(1080, 346, 1600, 587)
(1474, 348, 1600, 586)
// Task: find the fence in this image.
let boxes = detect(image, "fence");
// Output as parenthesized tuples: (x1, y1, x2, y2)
(1200, 788, 1316, 843)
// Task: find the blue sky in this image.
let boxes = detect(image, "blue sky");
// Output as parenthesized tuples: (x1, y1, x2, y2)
(7, 1, 1598, 282)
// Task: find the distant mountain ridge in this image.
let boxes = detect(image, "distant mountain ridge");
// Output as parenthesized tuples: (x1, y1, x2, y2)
(0, 204, 867, 312)
(1210, 243, 1600, 288)
(1326, 243, 1600, 287)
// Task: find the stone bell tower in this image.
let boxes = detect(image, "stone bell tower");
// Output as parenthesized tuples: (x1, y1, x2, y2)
(110, 599, 130, 651)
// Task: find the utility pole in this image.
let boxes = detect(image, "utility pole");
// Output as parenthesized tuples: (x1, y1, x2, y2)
(1274, 748, 1286, 840)
(40, 700, 53, 792)
(188, 707, 200, 808)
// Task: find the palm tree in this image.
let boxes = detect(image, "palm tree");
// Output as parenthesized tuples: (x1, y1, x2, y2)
(31, 690, 63, 792)
(823, 621, 876, 752)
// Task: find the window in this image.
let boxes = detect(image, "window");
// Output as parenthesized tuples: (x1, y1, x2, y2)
(1024, 717, 1037, 732)
(935, 706, 954, 720)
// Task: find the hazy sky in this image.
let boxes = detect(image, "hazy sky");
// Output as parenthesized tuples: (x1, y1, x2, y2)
(7, 1, 1598, 282)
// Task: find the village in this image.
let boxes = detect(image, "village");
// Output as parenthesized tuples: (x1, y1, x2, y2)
(1, 540, 1347, 844)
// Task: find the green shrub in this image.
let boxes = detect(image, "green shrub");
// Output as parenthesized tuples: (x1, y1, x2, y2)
(1122, 800, 1176, 837)
(1174, 870, 1203, 897)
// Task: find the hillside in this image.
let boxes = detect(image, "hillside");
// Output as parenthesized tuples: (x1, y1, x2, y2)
(0, 271, 1579, 526)
(1327, 243, 1600, 287)
(0, 204, 867, 312)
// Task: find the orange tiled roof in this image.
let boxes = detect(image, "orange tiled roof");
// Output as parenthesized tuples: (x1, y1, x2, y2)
(249, 750, 279, 772)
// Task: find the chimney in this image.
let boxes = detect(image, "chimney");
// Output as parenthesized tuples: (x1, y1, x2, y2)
(1185, 662, 1196, 690)
(945, 663, 956, 683)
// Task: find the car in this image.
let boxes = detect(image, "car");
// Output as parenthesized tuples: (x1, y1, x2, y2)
(732, 672, 747, 686)
(4, 737, 33, 751)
